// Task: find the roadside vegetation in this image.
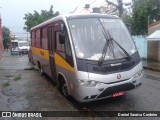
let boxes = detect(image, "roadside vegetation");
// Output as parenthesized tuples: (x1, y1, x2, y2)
(23, 5, 59, 32)
(1, 74, 22, 88)
(123, 0, 160, 35)
(13, 74, 22, 81)
(2, 81, 10, 87)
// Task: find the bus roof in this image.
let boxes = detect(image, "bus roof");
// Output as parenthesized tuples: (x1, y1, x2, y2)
(31, 13, 119, 31)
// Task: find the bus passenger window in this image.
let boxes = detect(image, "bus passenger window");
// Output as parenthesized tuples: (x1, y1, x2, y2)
(56, 32, 65, 52)
(42, 28, 48, 49)
(31, 31, 36, 47)
(65, 33, 71, 56)
(36, 30, 41, 48)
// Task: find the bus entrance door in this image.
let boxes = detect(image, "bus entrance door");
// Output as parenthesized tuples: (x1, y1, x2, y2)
(48, 27, 57, 84)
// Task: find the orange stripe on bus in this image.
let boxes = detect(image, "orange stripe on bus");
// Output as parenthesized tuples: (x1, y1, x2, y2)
(31, 47, 76, 73)
(32, 47, 49, 60)
(54, 53, 76, 73)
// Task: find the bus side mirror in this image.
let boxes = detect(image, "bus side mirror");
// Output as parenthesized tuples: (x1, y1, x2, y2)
(59, 33, 65, 44)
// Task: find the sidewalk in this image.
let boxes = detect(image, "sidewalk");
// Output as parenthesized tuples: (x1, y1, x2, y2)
(142, 59, 160, 72)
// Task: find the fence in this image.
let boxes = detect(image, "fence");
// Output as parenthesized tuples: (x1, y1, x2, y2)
(132, 35, 147, 59)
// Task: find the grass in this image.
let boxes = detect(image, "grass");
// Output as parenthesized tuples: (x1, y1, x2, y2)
(2, 81, 10, 87)
(24, 67, 36, 70)
(14, 74, 22, 81)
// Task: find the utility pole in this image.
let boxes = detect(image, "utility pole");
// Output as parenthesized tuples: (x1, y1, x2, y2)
(105, 0, 123, 17)
(117, 0, 123, 18)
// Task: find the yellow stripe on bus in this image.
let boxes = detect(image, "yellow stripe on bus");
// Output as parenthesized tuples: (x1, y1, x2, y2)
(32, 47, 49, 60)
(31, 47, 76, 73)
(54, 53, 76, 73)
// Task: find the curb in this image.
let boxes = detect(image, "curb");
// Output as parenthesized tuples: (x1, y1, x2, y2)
(143, 66, 160, 72)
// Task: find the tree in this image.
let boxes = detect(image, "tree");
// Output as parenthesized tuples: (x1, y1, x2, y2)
(24, 5, 60, 32)
(122, 14, 133, 34)
(2, 26, 10, 49)
(132, 0, 160, 35)
(149, 0, 160, 23)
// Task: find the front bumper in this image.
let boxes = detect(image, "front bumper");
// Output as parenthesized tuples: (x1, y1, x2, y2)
(72, 75, 143, 103)
(19, 50, 28, 54)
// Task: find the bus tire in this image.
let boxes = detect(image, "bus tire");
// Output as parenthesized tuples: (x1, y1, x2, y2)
(59, 78, 70, 98)
(38, 61, 44, 75)
(28, 57, 31, 62)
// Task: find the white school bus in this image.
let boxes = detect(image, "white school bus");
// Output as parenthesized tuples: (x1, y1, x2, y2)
(29, 13, 143, 102)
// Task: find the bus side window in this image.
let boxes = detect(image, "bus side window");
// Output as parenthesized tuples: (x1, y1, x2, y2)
(63, 28, 74, 67)
(31, 31, 35, 47)
(64, 31, 71, 57)
(56, 32, 65, 52)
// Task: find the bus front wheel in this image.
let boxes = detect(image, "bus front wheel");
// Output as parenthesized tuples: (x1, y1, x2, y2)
(59, 78, 70, 98)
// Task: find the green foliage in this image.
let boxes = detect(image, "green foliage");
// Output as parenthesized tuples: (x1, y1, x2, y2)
(14, 74, 22, 81)
(2, 26, 10, 49)
(23, 5, 60, 32)
(132, 0, 160, 35)
(123, 14, 133, 25)
(149, 0, 160, 23)
(2, 81, 10, 87)
(122, 14, 133, 34)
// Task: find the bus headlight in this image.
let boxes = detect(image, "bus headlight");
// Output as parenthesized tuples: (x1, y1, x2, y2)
(133, 70, 143, 79)
(78, 80, 102, 87)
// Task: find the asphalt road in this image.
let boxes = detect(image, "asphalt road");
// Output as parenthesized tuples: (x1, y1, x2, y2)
(0, 51, 160, 120)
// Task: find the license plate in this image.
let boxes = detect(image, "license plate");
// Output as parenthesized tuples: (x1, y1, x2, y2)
(112, 91, 125, 97)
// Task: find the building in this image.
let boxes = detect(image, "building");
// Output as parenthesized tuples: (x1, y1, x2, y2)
(147, 21, 160, 62)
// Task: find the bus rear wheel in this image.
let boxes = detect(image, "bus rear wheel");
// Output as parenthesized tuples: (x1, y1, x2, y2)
(38, 62, 44, 75)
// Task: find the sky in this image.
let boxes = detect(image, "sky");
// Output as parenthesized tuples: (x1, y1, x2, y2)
(0, 0, 132, 40)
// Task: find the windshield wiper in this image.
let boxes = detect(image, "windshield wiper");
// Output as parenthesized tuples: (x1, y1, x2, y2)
(107, 30, 131, 61)
(98, 31, 111, 66)
(98, 19, 131, 66)
(98, 19, 112, 66)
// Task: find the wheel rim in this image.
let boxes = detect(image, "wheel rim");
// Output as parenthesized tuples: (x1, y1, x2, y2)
(62, 83, 69, 97)
(38, 63, 43, 75)
(40, 69, 43, 74)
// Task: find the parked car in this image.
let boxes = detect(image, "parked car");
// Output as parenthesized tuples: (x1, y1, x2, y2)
(18, 41, 30, 55)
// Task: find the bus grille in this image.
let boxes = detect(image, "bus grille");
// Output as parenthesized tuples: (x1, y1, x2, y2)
(93, 61, 136, 74)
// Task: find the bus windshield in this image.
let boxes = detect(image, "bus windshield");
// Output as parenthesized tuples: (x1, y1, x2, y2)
(68, 18, 137, 61)
(18, 42, 29, 47)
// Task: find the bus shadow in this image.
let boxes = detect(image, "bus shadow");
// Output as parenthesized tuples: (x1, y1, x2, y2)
(41, 72, 130, 112)
(67, 93, 126, 110)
